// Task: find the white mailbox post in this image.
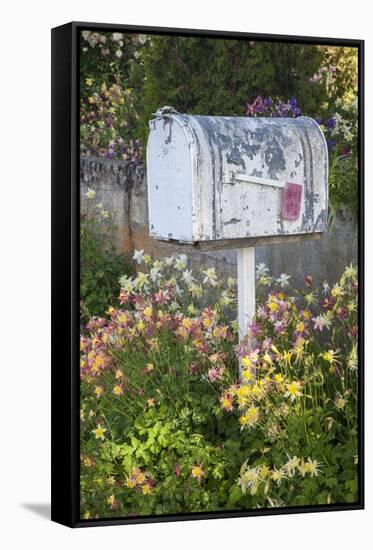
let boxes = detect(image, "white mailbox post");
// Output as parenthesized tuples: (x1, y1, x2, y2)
(147, 106, 328, 340)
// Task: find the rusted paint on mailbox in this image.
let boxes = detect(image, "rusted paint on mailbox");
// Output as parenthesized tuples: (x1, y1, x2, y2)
(147, 106, 328, 247)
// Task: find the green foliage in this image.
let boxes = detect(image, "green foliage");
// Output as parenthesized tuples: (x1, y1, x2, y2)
(134, 37, 325, 144)
(80, 198, 134, 319)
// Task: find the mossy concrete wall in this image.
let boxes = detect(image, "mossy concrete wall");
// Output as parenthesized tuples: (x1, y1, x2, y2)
(80, 157, 357, 288)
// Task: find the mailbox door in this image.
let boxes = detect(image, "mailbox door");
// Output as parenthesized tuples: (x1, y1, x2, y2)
(147, 117, 194, 242)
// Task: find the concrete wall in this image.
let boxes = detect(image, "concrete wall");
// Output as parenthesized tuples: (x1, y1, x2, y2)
(80, 157, 357, 288)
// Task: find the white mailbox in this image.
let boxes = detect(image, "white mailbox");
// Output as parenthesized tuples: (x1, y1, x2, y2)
(147, 106, 328, 249)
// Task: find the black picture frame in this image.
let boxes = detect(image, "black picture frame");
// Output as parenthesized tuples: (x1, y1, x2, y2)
(51, 21, 365, 528)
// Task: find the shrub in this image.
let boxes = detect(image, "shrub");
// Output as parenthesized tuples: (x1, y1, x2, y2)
(80, 191, 134, 319)
(80, 254, 358, 518)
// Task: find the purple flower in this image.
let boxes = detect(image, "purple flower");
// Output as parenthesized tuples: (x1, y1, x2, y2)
(315, 117, 322, 125)
(247, 321, 261, 337)
(293, 107, 302, 117)
(289, 97, 298, 109)
(326, 139, 336, 150)
(326, 117, 336, 130)
(264, 97, 272, 109)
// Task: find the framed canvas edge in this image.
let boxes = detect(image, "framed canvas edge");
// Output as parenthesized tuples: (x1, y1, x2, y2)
(51, 21, 365, 528)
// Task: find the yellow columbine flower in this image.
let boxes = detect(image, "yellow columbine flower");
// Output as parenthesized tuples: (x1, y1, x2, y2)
(268, 301, 278, 312)
(322, 350, 337, 363)
(126, 478, 136, 489)
(239, 407, 259, 428)
(146, 362, 154, 371)
(275, 373, 284, 384)
(202, 317, 212, 328)
(242, 369, 253, 382)
(147, 398, 155, 407)
(94, 385, 104, 398)
(295, 321, 305, 333)
(191, 465, 204, 481)
(285, 381, 302, 401)
(141, 483, 152, 495)
(242, 356, 251, 368)
(182, 318, 192, 329)
(118, 313, 128, 324)
(135, 472, 146, 484)
(259, 465, 271, 478)
(283, 350, 292, 363)
(113, 385, 123, 396)
(115, 369, 123, 379)
(92, 424, 107, 441)
(136, 320, 145, 332)
(107, 495, 115, 506)
(143, 306, 153, 318)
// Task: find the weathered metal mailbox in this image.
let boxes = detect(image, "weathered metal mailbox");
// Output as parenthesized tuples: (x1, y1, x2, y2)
(147, 107, 328, 248)
(147, 106, 328, 339)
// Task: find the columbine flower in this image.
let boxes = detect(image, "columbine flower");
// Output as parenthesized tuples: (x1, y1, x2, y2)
(322, 281, 330, 294)
(119, 275, 134, 292)
(347, 345, 358, 371)
(113, 384, 123, 396)
(284, 455, 300, 477)
(331, 283, 345, 298)
(133, 249, 145, 264)
(150, 266, 162, 282)
(85, 187, 96, 200)
(191, 465, 204, 481)
(182, 269, 194, 287)
(276, 273, 291, 288)
(239, 407, 259, 429)
(304, 292, 317, 306)
(174, 254, 188, 270)
(92, 424, 107, 440)
(271, 468, 287, 484)
(94, 385, 104, 398)
(284, 381, 302, 401)
(220, 391, 234, 411)
(304, 458, 322, 477)
(202, 267, 218, 286)
(322, 349, 339, 364)
(256, 263, 269, 278)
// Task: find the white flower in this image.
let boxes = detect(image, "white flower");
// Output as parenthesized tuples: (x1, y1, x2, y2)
(256, 263, 269, 278)
(133, 249, 145, 264)
(85, 187, 96, 200)
(150, 266, 162, 282)
(174, 254, 188, 270)
(164, 255, 175, 266)
(322, 281, 330, 294)
(181, 269, 194, 287)
(220, 290, 234, 306)
(305, 458, 322, 478)
(115, 50, 123, 58)
(202, 267, 218, 286)
(112, 32, 123, 42)
(284, 455, 300, 477)
(101, 210, 110, 219)
(119, 275, 134, 292)
(134, 272, 149, 290)
(81, 31, 91, 41)
(276, 273, 291, 288)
